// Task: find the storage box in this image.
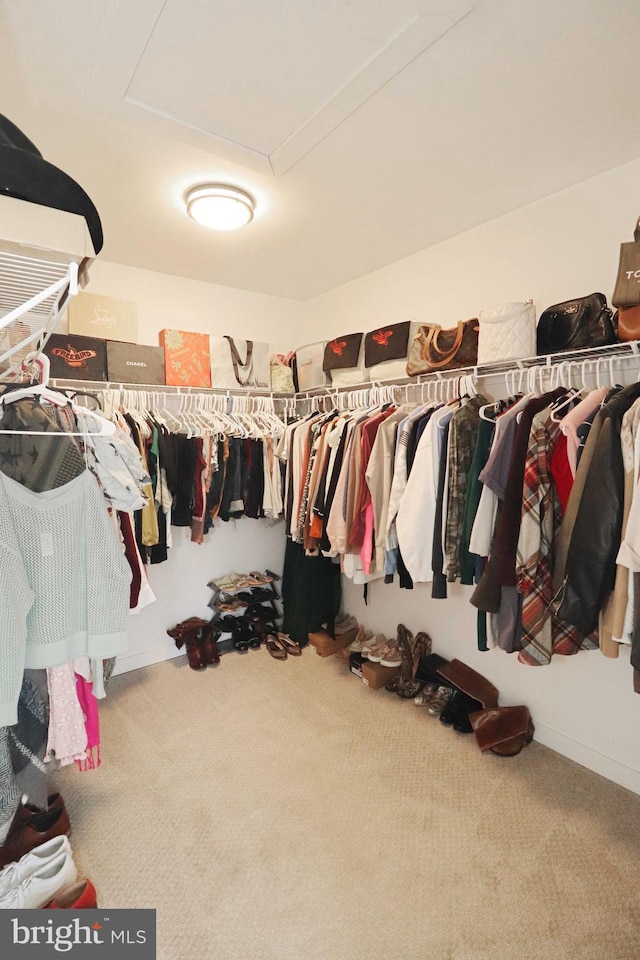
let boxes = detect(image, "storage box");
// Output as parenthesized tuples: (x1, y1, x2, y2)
(44, 333, 107, 381)
(308, 628, 357, 658)
(361, 661, 400, 690)
(106, 342, 165, 385)
(68, 292, 137, 343)
(160, 329, 212, 387)
(349, 652, 366, 678)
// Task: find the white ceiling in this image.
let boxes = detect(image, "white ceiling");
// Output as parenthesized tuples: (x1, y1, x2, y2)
(1, 0, 640, 300)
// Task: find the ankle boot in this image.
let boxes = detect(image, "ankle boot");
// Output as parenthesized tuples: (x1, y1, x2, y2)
(167, 618, 208, 670)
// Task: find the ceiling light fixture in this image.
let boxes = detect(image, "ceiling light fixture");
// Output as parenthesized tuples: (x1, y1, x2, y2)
(185, 183, 255, 231)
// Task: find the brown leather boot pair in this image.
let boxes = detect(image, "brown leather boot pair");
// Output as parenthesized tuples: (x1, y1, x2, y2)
(167, 617, 221, 670)
(436, 659, 534, 756)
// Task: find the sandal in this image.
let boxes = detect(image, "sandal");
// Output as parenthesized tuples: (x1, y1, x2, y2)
(426, 685, 455, 717)
(276, 633, 302, 656)
(265, 634, 287, 660)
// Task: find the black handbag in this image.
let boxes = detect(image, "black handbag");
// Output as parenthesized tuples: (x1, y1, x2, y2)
(364, 321, 411, 367)
(612, 217, 640, 307)
(536, 293, 617, 355)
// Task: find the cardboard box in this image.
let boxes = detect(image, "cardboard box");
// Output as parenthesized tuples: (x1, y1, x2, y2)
(160, 329, 212, 387)
(349, 652, 366, 678)
(106, 342, 165, 385)
(68, 292, 137, 343)
(361, 661, 400, 690)
(44, 333, 107, 381)
(308, 628, 357, 658)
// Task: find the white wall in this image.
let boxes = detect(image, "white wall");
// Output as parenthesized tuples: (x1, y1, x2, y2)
(305, 157, 640, 794)
(64, 261, 297, 672)
(66, 259, 304, 353)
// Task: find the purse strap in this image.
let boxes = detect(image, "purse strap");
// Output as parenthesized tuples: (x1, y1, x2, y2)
(224, 336, 254, 386)
(422, 321, 466, 369)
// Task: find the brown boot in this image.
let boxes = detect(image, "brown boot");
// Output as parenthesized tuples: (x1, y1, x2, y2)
(201, 621, 221, 666)
(436, 658, 499, 709)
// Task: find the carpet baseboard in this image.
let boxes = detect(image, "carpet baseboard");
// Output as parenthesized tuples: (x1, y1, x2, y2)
(534, 722, 640, 795)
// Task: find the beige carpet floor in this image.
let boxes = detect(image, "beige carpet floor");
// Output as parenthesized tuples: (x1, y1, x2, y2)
(53, 648, 640, 960)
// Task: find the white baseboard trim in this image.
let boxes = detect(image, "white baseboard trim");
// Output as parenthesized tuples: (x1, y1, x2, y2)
(112, 644, 183, 676)
(534, 723, 640, 796)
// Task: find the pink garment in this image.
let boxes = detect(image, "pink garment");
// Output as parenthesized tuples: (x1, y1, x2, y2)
(75, 674, 101, 771)
(46, 664, 88, 767)
(560, 387, 608, 477)
(360, 502, 375, 575)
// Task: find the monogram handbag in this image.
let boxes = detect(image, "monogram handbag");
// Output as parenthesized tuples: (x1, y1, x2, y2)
(365, 321, 417, 380)
(323, 332, 369, 386)
(210, 336, 270, 389)
(477, 301, 536, 364)
(536, 293, 617, 355)
(612, 216, 640, 307)
(406, 318, 479, 377)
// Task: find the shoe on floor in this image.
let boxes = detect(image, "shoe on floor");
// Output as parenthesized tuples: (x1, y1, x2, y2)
(0, 836, 72, 898)
(426, 685, 455, 717)
(0, 852, 76, 909)
(414, 683, 439, 705)
(46, 878, 98, 909)
(0, 806, 72, 870)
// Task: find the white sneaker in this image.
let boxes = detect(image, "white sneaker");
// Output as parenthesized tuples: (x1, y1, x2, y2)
(0, 852, 77, 909)
(379, 639, 403, 668)
(0, 835, 72, 898)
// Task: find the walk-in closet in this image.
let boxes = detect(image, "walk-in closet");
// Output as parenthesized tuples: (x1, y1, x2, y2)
(1, 2, 640, 959)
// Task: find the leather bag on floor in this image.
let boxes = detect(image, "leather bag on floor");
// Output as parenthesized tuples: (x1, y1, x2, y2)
(612, 216, 640, 307)
(535, 293, 617, 355)
(406, 318, 479, 376)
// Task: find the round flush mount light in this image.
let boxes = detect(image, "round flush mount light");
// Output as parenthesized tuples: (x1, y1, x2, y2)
(185, 183, 255, 231)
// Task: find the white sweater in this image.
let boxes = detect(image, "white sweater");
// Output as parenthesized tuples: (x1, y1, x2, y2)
(0, 470, 131, 726)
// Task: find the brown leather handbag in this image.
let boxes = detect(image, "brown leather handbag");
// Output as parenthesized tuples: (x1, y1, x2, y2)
(616, 304, 640, 342)
(406, 318, 479, 376)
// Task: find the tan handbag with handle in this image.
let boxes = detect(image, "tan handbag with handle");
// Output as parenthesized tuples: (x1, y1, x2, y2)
(406, 318, 479, 376)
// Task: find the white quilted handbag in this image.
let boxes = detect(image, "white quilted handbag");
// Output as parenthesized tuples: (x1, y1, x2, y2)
(477, 301, 536, 365)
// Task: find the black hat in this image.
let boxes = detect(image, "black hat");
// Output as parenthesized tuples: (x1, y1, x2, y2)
(0, 114, 103, 255)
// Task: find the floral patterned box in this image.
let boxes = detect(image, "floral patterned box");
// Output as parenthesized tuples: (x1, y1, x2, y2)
(159, 329, 212, 387)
